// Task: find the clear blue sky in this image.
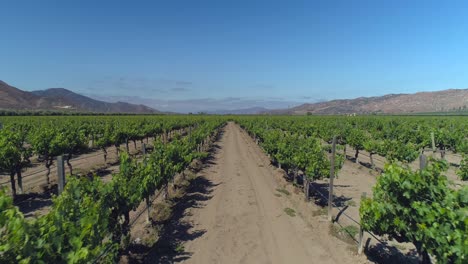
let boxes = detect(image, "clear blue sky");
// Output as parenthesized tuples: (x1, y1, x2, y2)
(1, 0, 468, 112)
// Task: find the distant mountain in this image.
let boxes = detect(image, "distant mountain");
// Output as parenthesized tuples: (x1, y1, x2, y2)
(0, 80, 159, 113)
(208, 107, 269, 115)
(0, 80, 41, 110)
(271, 89, 468, 115)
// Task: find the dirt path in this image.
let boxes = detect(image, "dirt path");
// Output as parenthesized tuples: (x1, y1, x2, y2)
(151, 122, 361, 264)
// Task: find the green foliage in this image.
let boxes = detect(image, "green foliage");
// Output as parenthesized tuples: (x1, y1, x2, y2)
(0, 188, 36, 263)
(0, 130, 22, 174)
(276, 188, 290, 196)
(347, 128, 367, 152)
(284, 207, 296, 217)
(294, 137, 330, 180)
(0, 117, 225, 263)
(37, 176, 115, 263)
(241, 121, 338, 180)
(382, 139, 419, 163)
(458, 155, 468, 181)
(340, 225, 359, 238)
(360, 161, 467, 262)
(0, 129, 32, 195)
(0, 114, 466, 262)
(31, 125, 66, 160)
(363, 138, 384, 156)
(434, 128, 457, 152)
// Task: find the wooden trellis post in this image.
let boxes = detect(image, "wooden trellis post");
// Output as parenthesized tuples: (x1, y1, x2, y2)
(419, 154, 427, 171)
(358, 192, 367, 254)
(431, 132, 436, 153)
(57, 156, 66, 195)
(328, 136, 336, 222)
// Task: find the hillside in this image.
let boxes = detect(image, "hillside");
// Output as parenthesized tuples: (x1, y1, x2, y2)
(0, 80, 41, 110)
(0, 80, 158, 114)
(273, 89, 468, 115)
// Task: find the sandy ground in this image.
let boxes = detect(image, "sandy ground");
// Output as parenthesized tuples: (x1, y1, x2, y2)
(312, 158, 420, 262)
(340, 146, 464, 185)
(147, 122, 365, 264)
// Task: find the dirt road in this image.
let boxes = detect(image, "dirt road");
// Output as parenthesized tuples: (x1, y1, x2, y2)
(155, 122, 360, 264)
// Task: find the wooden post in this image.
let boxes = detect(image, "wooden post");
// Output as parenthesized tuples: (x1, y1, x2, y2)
(146, 195, 151, 223)
(293, 168, 297, 185)
(328, 136, 336, 222)
(141, 143, 151, 222)
(57, 156, 66, 195)
(358, 192, 367, 254)
(431, 132, 436, 153)
(304, 177, 309, 201)
(419, 154, 427, 171)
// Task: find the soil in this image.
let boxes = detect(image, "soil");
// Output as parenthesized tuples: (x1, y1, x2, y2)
(143, 122, 366, 264)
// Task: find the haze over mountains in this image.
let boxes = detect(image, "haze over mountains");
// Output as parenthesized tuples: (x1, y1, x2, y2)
(0, 80, 158, 113)
(207, 107, 269, 115)
(1, 80, 467, 114)
(273, 89, 468, 115)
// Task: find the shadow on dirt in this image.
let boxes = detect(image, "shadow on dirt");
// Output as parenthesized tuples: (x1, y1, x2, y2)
(308, 181, 352, 208)
(140, 156, 221, 263)
(364, 239, 419, 264)
(354, 160, 384, 173)
(87, 167, 116, 178)
(15, 189, 55, 217)
(122, 127, 226, 264)
(143, 176, 220, 264)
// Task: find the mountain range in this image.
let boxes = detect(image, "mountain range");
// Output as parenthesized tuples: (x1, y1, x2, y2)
(270, 89, 468, 115)
(0, 80, 158, 113)
(1, 80, 467, 114)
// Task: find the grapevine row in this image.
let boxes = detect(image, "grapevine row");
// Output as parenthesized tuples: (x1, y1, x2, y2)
(0, 118, 225, 263)
(0, 116, 208, 197)
(235, 116, 467, 263)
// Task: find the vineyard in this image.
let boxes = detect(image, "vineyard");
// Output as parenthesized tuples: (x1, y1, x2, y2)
(0, 115, 225, 262)
(237, 116, 467, 263)
(0, 115, 467, 263)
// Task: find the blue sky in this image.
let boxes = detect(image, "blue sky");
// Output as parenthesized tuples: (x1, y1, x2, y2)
(1, 0, 468, 112)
